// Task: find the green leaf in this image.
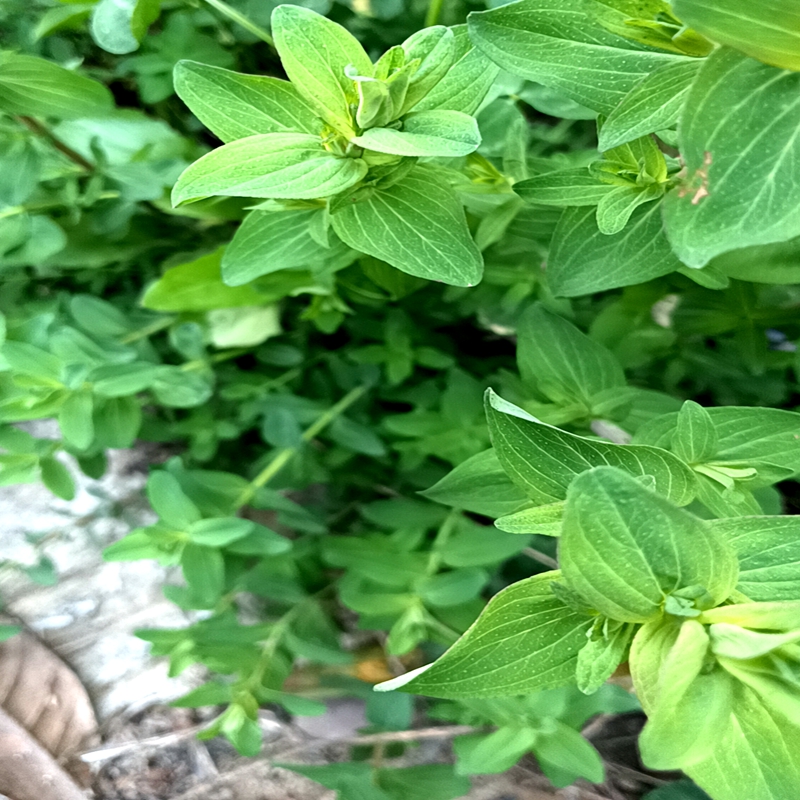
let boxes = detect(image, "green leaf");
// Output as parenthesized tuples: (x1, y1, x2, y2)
(633, 406, 800, 476)
(222, 209, 340, 285)
(147, 470, 201, 529)
(151, 367, 212, 408)
(39, 456, 75, 500)
(416, 568, 488, 607)
(181, 542, 225, 607)
(495, 503, 564, 536)
(516, 304, 625, 406)
(377, 764, 471, 800)
(90, 362, 158, 397)
(598, 60, 702, 151)
(467, 0, 691, 114)
(683, 682, 800, 800)
(142, 247, 266, 311)
(103, 530, 164, 561)
(421, 449, 528, 517)
(486, 390, 697, 506)
(351, 110, 480, 157)
(0, 625, 20, 642)
(575, 622, 634, 693)
(535, 720, 605, 786)
(548, 203, 682, 296)
(90, 0, 158, 54)
(637, 620, 734, 771)
(0, 52, 113, 118)
(380, 571, 593, 698)
(282, 763, 392, 800)
(454, 727, 539, 774)
(172, 133, 368, 204)
(514, 169, 615, 207)
(271, 5, 371, 134)
(560, 467, 739, 623)
(672, 400, 718, 463)
(93, 395, 141, 448)
(673, 0, 800, 71)
(414, 26, 500, 115)
(173, 61, 321, 143)
(437, 518, 530, 568)
(58, 390, 94, 450)
(188, 517, 254, 547)
(595, 184, 663, 235)
(399, 27, 456, 113)
(225, 525, 291, 556)
(330, 165, 483, 287)
(709, 516, 800, 601)
(663, 49, 800, 268)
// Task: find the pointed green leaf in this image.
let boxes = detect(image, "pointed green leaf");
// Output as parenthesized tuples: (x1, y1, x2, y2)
(467, 0, 691, 114)
(664, 49, 800, 267)
(454, 728, 539, 774)
(535, 721, 605, 785)
(400, 26, 455, 112)
(598, 60, 702, 151)
(58, 390, 94, 450)
(516, 304, 625, 405)
(0, 52, 113, 118)
(330, 166, 483, 287)
(672, 400, 718, 463)
(181, 542, 225, 607)
(188, 517, 254, 547)
(421, 448, 528, 517)
(172, 133, 368, 204)
(486, 390, 697, 507)
(514, 169, 615, 207)
(271, 4, 371, 134)
(709, 516, 800, 601)
(385, 571, 593, 698)
(40, 456, 76, 501)
(548, 203, 682, 296)
(351, 110, 480, 157)
(173, 61, 321, 143)
(414, 26, 500, 115)
(222, 209, 346, 285)
(596, 184, 663, 235)
(673, 0, 800, 71)
(576, 622, 634, 693)
(560, 468, 739, 622)
(147, 470, 201, 529)
(495, 502, 564, 536)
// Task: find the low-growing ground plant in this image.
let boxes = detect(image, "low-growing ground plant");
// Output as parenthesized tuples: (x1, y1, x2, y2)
(1, 0, 800, 798)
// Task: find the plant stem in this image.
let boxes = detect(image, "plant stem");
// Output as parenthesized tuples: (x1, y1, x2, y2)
(119, 317, 175, 344)
(17, 116, 94, 171)
(424, 0, 444, 27)
(523, 546, 558, 570)
(426, 507, 460, 575)
(201, 0, 275, 46)
(236, 384, 370, 507)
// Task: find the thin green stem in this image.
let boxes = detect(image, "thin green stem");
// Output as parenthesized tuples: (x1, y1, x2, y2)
(201, 0, 275, 46)
(424, 0, 445, 27)
(119, 317, 174, 344)
(235, 384, 370, 508)
(180, 348, 249, 372)
(426, 507, 461, 575)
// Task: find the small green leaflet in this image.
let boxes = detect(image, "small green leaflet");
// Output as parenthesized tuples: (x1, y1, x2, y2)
(672, 400, 718, 463)
(516, 303, 625, 405)
(495, 502, 564, 536)
(378, 571, 593, 698)
(173, 61, 321, 143)
(399, 26, 456, 113)
(142, 247, 266, 311)
(0, 52, 113, 118)
(664, 49, 800, 268)
(485, 390, 696, 506)
(673, 0, 800, 71)
(709, 517, 800, 601)
(351, 110, 481, 157)
(633, 405, 800, 476)
(330, 166, 483, 287)
(413, 26, 500, 115)
(559, 467, 739, 622)
(598, 60, 702, 152)
(271, 5, 371, 135)
(172, 134, 367, 204)
(222, 209, 344, 285)
(595, 184, 663, 235)
(547, 203, 682, 296)
(421, 448, 528, 517)
(514, 169, 615, 207)
(467, 0, 691, 115)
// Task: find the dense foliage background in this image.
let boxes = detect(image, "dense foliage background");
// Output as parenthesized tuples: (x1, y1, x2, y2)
(2, 0, 800, 798)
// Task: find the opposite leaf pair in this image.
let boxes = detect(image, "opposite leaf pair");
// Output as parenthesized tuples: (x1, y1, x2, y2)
(172, 6, 497, 286)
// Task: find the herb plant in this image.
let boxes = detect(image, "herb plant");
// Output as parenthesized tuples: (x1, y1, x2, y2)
(1, 0, 800, 798)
